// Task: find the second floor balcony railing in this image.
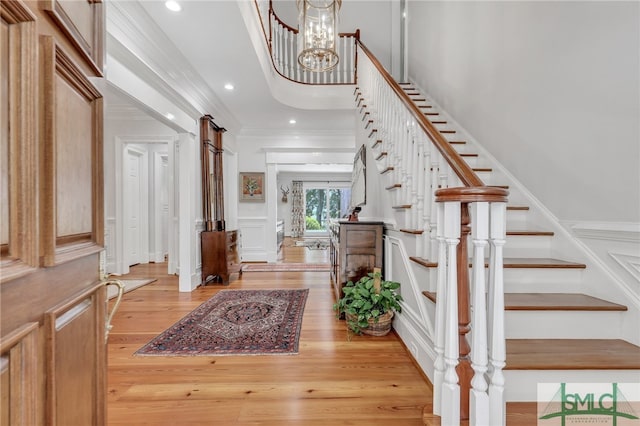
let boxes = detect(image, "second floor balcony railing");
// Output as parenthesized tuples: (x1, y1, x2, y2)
(255, 0, 358, 85)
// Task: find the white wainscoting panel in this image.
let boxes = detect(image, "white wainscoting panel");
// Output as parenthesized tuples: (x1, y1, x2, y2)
(238, 217, 268, 262)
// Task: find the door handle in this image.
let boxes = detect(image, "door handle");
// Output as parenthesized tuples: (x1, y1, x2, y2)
(103, 279, 125, 341)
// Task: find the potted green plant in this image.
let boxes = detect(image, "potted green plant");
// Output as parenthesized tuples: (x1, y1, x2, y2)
(333, 269, 403, 336)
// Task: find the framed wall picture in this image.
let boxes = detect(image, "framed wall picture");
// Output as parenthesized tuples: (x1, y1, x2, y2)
(239, 172, 265, 202)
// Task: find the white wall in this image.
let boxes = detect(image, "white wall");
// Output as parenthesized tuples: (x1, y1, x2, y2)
(406, 1, 640, 224)
(236, 132, 356, 260)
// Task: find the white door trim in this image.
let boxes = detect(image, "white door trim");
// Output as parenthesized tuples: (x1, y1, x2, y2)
(113, 135, 176, 275)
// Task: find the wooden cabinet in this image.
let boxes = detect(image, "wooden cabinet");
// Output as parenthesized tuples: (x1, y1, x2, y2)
(329, 221, 384, 303)
(199, 115, 242, 285)
(201, 230, 242, 285)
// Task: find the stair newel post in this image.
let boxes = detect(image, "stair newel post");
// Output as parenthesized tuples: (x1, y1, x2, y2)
(433, 200, 448, 416)
(441, 200, 462, 426)
(456, 202, 473, 421)
(470, 202, 490, 426)
(488, 201, 507, 426)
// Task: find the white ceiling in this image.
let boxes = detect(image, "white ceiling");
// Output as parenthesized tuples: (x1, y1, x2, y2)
(106, 0, 396, 135)
(134, 0, 348, 133)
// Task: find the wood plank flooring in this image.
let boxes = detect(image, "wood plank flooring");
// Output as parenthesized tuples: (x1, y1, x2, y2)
(107, 241, 431, 425)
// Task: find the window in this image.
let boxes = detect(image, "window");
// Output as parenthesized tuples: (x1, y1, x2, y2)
(304, 185, 351, 235)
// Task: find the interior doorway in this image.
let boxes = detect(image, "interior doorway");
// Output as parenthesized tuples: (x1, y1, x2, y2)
(124, 145, 148, 266)
(114, 136, 175, 276)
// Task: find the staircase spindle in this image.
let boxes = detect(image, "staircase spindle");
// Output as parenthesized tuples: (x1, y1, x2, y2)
(441, 200, 462, 426)
(433, 200, 447, 416)
(488, 201, 507, 426)
(410, 130, 419, 229)
(470, 202, 490, 426)
(416, 139, 426, 254)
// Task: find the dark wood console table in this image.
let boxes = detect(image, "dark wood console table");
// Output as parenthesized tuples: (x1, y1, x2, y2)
(329, 220, 384, 303)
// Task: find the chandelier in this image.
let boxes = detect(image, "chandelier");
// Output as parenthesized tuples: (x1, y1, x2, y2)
(297, 0, 341, 72)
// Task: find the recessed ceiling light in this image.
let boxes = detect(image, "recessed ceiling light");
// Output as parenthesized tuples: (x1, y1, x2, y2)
(166, 112, 175, 120)
(224, 83, 234, 90)
(165, 1, 181, 12)
(289, 119, 296, 124)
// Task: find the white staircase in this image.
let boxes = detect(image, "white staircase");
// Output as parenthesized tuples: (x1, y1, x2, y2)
(353, 46, 640, 424)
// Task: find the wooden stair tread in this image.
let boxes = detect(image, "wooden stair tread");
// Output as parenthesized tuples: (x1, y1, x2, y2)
(424, 402, 538, 426)
(506, 230, 554, 236)
(422, 291, 627, 311)
(375, 152, 388, 160)
(506, 339, 640, 370)
(410, 257, 586, 269)
(507, 205, 530, 211)
(460, 153, 478, 157)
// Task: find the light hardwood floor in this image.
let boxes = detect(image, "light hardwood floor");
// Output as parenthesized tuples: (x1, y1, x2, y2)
(107, 241, 432, 425)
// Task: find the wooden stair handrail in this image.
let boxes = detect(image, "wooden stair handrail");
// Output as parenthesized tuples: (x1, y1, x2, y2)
(356, 39, 484, 188)
(435, 186, 509, 203)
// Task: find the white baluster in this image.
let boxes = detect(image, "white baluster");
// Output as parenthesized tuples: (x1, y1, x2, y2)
(488, 202, 506, 426)
(429, 149, 440, 258)
(415, 140, 425, 255)
(410, 130, 419, 230)
(282, 28, 294, 78)
(441, 200, 461, 426)
(421, 135, 433, 260)
(433, 201, 446, 416)
(470, 202, 490, 426)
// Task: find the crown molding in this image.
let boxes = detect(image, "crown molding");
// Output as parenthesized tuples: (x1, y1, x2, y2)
(105, 1, 240, 132)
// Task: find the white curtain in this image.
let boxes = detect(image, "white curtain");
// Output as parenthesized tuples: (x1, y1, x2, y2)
(290, 181, 305, 238)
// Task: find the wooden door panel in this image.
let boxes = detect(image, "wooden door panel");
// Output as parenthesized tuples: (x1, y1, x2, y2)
(0, 0, 37, 281)
(41, 0, 104, 75)
(0, 322, 40, 426)
(1, 19, 9, 249)
(40, 35, 103, 266)
(45, 282, 106, 426)
(55, 77, 94, 237)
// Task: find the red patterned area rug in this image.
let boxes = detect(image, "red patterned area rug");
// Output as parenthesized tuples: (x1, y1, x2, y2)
(243, 263, 329, 272)
(135, 289, 309, 356)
